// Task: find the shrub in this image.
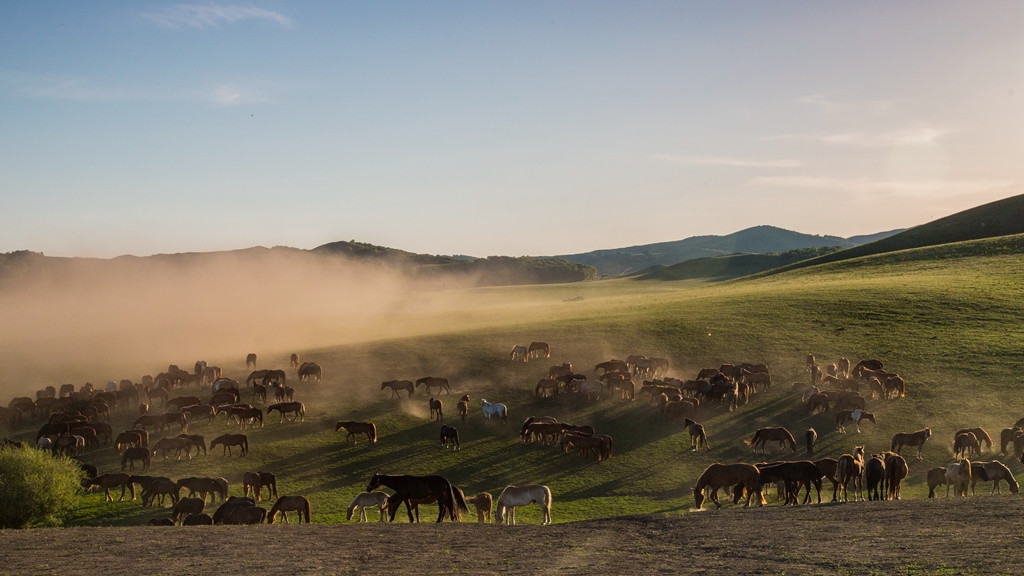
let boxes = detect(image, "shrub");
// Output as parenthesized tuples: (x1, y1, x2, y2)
(0, 446, 83, 528)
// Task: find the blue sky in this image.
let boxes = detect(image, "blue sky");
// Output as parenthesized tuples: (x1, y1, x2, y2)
(1, 2, 1022, 257)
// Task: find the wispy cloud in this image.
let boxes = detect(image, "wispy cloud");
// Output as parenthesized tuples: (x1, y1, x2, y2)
(798, 93, 894, 114)
(655, 154, 802, 168)
(143, 4, 292, 29)
(750, 175, 1012, 198)
(766, 126, 951, 148)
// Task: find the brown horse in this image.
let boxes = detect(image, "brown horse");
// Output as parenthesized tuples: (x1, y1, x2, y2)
(290, 353, 300, 370)
(210, 433, 249, 456)
(745, 427, 797, 453)
(527, 341, 550, 359)
(457, 394, 470, 421)
(114, 430, 144, 453)
(268, 495, 311, 524)
(439, 425, 460, 451)
(429, 398, 443, 421)
(171, 497, 206, 523)
(243, 471, 265, 501)
(891, 428, 931, 460)
(535, 379, 560, 398)
(805, 428, 817, 457)
(151, 437, 193, 460)
(267, 402, 305, 423)
(84, 473, 136, 501)
(121, 446, 151, 472)
(1001, 428, 1021, 455)
(246, 353, 257, 370)
(417, 377, 451, 395)
(837, 446, 866, 502)
(865, 455, 886, 501)
(926, 466, 948, 498)
(142, 479, 181, 507)
(946, 460, 972, 498)
(692, 463, 763, 509)
(335, 421, 377, 444)
(468, 493, 492, 523)
(970, 460, 1019, 495)
(955, 427, 993, 453)
(682, 418, 709, 451)
(381, 380, 414, 399)
(806, 393, 830, 414)
(297, 362, 322, 383)
(954, 432, 980, 459)
(884, 453, 909, 500)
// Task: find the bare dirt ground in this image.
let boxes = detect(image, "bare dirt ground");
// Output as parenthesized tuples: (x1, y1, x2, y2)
(1, 498, 1021, 575)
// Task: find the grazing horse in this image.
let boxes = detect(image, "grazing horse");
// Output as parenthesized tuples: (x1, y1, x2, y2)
(171, 497, 206, 523)
(527, 342, 550, 359)
(927, 466, 949, 498)
(141, 479, 181, 507)
(758, 461, 823, 505)
(596, 360, 629, 375)
(891, 428, 931, 460)
(745, 427, 797, 454)
(151, 437, 193, 460)
(335, 421, 377, 444)
(549, 363, 573, 378)
(693, 463, 763, 509)
(259, 472, 278, 499)
(837, 446, 866, 502)
(439, 424, 460, 451)
(970, 461, 1019, 495)
(885, 453, 909, 500)
(457, 394, 470, 421)
(210, 434, 249, 457)
(246, 353, 257, 370)
(84, 473, 136, 501)
(1001, 428, 1020, 456)
(805, 428, 817, 457)
(121, 446, 151, 472)
(429, 398, 443, 421)
(268, 495, 311, 524)
(468, 493, 493, 523)
(946, 460, 972, 498)
(509, 345, 529, 362)
(682, 418, 709, 451)
(297, 362, 322, 383)
(865, 456, 886, 501)
(381, 380, 414, 399)
(346, 492, 389, 522)
(243, 471, 265, 501)
(814, 458, 840, 502)
(520, 417, 559, 443)
(416, 377, 451, 395)
(114, 430, 144, 454)
(481, 399, 507, 423)
(535, 379, 560, 398)
(955, 427, 993, 453)
(267, 402, 305, 423)
(290, 353, 300, 370)
(366, 472, 468, 523)
(954, 432, 981, 459)
(852, 359, 884, 377)
(835, 410, 875, 434)
(182, 513, 213, 525)
(806, 393, 830, 414)
(495, 485, 552, 525)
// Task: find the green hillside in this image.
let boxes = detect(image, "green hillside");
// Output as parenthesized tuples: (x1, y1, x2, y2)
(636, 246, 843, 281)
(5, 232, 1024, 526)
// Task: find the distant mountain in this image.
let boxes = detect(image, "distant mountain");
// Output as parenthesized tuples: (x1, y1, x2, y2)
(764, 193, 1024, 276)
(556, 225, 902, 276)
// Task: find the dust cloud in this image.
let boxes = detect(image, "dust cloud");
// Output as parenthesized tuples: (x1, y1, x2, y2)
(0, 248, 478, 396)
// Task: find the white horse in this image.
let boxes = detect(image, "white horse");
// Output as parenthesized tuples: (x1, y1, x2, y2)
(346, 492, 389, 522)
(36, 437, 52, 450)
(481, 399, 507, 423)
(509, 345, 529, 362)
(495, 485, 552, 525)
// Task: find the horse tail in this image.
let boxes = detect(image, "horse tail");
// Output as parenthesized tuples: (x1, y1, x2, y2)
(744, 430, 760, 446)
(369, 424, 377, 443)
(242, 437, 249, 455)
(542, 485, 552, 510)
(452, 485, 469, 516)
(303, 498, 311, 523)
(890, 435, 899, 452)
(501, 406, 508, 423)
(786, 431, 797, 452)
(441, 483, 459, 522)
(267, 502, 279, 524)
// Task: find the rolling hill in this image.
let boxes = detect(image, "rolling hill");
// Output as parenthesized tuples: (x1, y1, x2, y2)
(556, 225, 903, 276)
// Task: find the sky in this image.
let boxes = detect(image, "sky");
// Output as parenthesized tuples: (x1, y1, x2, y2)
(1, 1, 1022, 258)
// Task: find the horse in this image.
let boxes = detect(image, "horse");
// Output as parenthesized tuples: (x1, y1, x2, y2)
(946, 459, 972, 498)
(495, 485, 552, 525)
(837, 446, 866, 502)
(243, 471, 265, 501)
(252, 384, 267, 404)
(865, 456, 886, 501)
(290, 353, 300, 370)
(509, 345, 529, 362)
(891, 428, 931, 460)
(429, 398, 443, 421)
(884, 453, 909, 500)
(335, 421, 377, 444)
(210, 433, 249, 457)
(969, 460, 1019, 495)
(246, 353, 257, 370)
(835, 410, 875, 434)
(381, 380, 414, 399)
(575, 380, 603, 399)
(954, 432, 981, 459)
(183, 404, 216, 425)
(114, 430, 143, 453)
(838, 357, 851, 378)
(549, 363, 573, 379)
(852, 359, 884, 377)
(682, 418, 709, 451)
(805, 354, 816, 372)
(297, 362, 322, 383)
(268, 495, 311, 524)
(742, 372, 771, 393)
(262, 370, 287, 388)
(745, 427, 797, 453)
(267, 402, 305, 423)
(148, 518, 174, 526)
(141, 479, 180, 507)
(121, 446, 151, 472)
(84, 473, 136, 502)
(416, 377, 451, 395)
(757, 460, 823, 505)
(805, 428, 817, 457)
(693, 463, 763, 509)
(457, 394, 470, 421)
(171, 497, 206, 523)
(955, 427, 993, 453)
(176, 477, 228, 503)
(528, 342, 550, 359)
(535, 379, 560, 398)
(596, 360, 629, 374)
(481, 399, 507, 423)
(440, 424, 460, 450)
(151, 437, 193, 460)
(520, 417, 559, 443)
(468, 493, 492, 523)
(234, 407, 264, 429)
(792, 383, 819, 402)
(366, 472, 468, 523)
(346, 492, 389, 522)
(258, 472, 278, 499)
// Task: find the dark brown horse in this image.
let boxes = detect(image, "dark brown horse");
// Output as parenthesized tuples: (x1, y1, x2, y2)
(267, 402, 305, 423)
(121, 446, 151, 472)
(381, 380, 414, 399)
(955, 427, 993, 453)
(457, 394, 470, 421)
(210, 433, 249, 456)
(891, 428, 931, 460)
(416, 377, 451, 395)
(366, 472, 468, 523)
(335, 421, 377, 444)
(429, 398, 443, 421)
(439, 424, 460, 451)
(246, 353, 257, 370)
(745, 427, 797, 453)
(84, 473, 136, 501)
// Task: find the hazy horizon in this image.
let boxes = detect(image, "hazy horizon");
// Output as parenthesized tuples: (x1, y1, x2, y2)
(2, 2, 1022, 258)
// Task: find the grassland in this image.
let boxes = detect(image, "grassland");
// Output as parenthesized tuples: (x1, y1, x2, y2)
(5, 232, 1024, 528)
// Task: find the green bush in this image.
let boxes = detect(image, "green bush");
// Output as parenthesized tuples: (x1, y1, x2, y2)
(0, 447, 83, 528)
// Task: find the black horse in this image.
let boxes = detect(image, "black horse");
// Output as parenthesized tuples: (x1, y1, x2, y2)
(366, 472, 468, 523)
(440, 425, 460, 451)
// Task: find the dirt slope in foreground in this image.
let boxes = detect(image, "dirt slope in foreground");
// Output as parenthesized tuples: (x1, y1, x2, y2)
(1, 497, 1020, 575)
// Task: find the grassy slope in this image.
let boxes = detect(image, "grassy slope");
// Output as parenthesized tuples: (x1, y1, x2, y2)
(8, 233, 1024, 526)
